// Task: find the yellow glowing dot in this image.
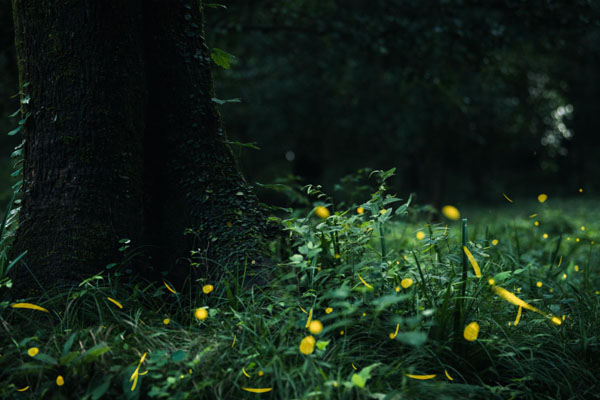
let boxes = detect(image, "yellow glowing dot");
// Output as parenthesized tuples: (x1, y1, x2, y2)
(579, 188, 583, 193)
(463, 321, 480, 342)
(299, 335, 315, 355)
(537, 194, 548, 203)
(325, 307, 333, 314)
(56, 375, 64, 386)
(492, 239, 499, 246)
(357, 207, 364, 214)
(27, 347, 39, 357)
(576, 238, 580, 242)
(194, 307, 208, 320)
(549, 288, 554, 293)
(562, 273, 567, 279)
(180, 374, 185, 379)
(395, 286, 400, 292)
(362, 312, 366, 317)
(333, 381, 338, 387)
(579, 226, 585, 232)
(543, 233, 548, 239)
(163, 318, 170, 325)
(416, 231, 425, 240)
(441, 205, 460, 220)
(567, 237, 571, 241)
(202, 284, 214, 294)
(536, 281, 542, 287)
(314, 206, 330, 219)
(488, 278, 495, 285)
(189, 369, 193, 374)
(380, 209, 387, 215)
(562, 315, 566, 321)
(551, 316, 562, 325)
(534, 221, 540, 226)
(309, 320, 323, 335)
(574, 265, 579, 272)
(340, 330, 345, 336)
(401, 278, 413, 289)
(258, 370, 264, 377)
(335, 253, 341, 259)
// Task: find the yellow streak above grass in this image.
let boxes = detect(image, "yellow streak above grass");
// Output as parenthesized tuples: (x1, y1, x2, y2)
(463, 246, 482, 278)
(106, 297, 123, 309)
(241, 388, 273, 393)
(163, 281, 177, 294)
(358, 274, 373, 289)
(444, 369, 454, 381)
(406, 374, 436, 380)
(11, 303, 49, 313)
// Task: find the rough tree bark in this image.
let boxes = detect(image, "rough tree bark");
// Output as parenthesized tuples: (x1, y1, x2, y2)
(10, 0, 270, 295)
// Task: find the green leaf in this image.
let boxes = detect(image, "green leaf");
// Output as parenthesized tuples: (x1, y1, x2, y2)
(7, 126, 22, 136)
(62, 332, 77, 357)
(351, 373, 366, 388)
(170, 349, 187, 362)
(91, 376, 112, 400)
(81, 344, 111, 362)
(395, 331, 427, 347)
(205, 3, 227, 9)
(316, 340, 330, 350)
(210, 48, 234, 69)
(34, 353, 58, 365)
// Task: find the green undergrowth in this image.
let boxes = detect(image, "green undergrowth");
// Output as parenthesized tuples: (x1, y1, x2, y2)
(0, 170, 599, 399)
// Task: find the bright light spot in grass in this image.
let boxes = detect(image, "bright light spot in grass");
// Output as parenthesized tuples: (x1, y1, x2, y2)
(444, 369, 454, 381)
(258, 370, 264, 376)
(492, 285, 541, 314)
(488, 278, 495, 285)
(16, 386, 29, 392)
(305, 308, 313, 328)
(562, 315, 566, 321)
(537, 281, 543, 287)
(352, 363, 358, 370)
(492, 239, 499, 246)
(299, 335, 315, 355)
(537, 194, 548, 203)
(380, 209, 387, 215)
(309, 320, 323, 335)
(551, 316, 562, 325)
(529, 213, 538, 218)
(163, 281, 177, 294)
(358, 274, 373, 289)
(576, 238, 580, 242)
(416, 231, 425, 240)
(503, 193, 513, 203)
(562, 273, 567, 279)
(333, 381, 338, 387)
(441, 205, 460, 220)
(56, 375, 64, 386)
(27, 347, 39, 357)
(389, 323, 400, 339)
(395, 286, 400, 292)
(340, 330, 345, 336)
(567, 237, 571, 241)
(406, 373, 436, 380)
(242, 388, 273, 393)
(362, 312, 367, 317)
(325, 307, 333, 314)
(314, 206, 330, 218)
(543, 233, 548, 239)
(357, 207, 364, 214)
(534, 221, 540, 226)
(11, 303, 50, 313)
(514, 306, 522, 326)
(163, 318, 170, 325)
(401, 278, 413, 289)
(549, 288, 554, 293)
(107, 297, 123, 309)
(194, 307, 208, 320)
(574, 265, 579, 272)
(129, 352, 147, 392)
(580, 226, 585, 231)
(463, 246, 482, 278)
(335, 253, 341, 259)
(242, 368, 251, 378)
(579, 188, 583, 192)
(202, 284, 214, 294)
(463, 322, 480, 342)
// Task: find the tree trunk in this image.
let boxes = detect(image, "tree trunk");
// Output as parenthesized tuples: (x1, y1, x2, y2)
(10, 0, 270, 296)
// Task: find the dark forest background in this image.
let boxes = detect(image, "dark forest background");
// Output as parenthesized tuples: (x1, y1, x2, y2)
(1, 0, 599, 209)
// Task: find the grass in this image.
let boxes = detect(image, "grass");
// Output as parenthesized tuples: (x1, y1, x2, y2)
(0, 175, 599, 399)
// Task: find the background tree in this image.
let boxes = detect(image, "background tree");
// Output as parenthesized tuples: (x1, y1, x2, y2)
(9, 0, 270, 295)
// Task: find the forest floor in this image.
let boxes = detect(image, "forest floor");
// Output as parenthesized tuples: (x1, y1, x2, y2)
(0, 187, 598, 399)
